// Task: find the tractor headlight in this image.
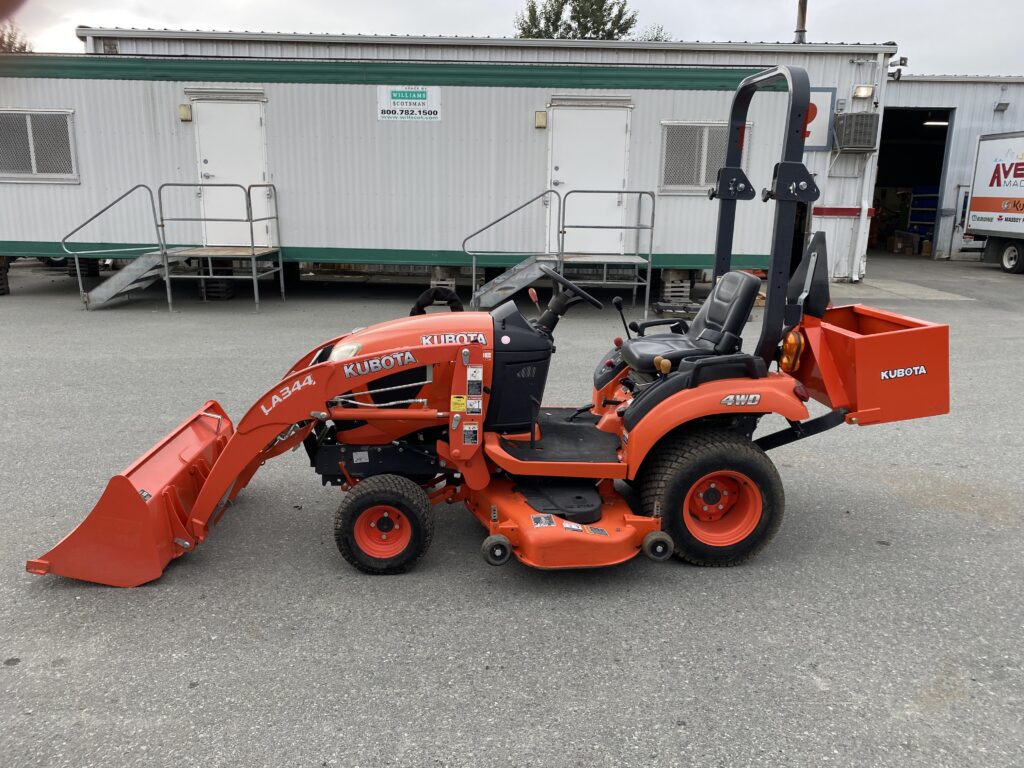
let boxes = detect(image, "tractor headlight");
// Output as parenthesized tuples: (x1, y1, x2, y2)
(328, 342, 362, 362)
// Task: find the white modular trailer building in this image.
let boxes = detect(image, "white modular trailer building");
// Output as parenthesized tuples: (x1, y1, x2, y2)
(0, 29, 896, 281)
(883, 75, 1024, 259)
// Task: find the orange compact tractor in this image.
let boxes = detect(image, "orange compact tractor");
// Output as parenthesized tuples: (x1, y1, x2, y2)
(28, 67, 949, 587)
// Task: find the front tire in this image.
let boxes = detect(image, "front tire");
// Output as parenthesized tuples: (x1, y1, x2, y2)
(640, 429, 784, 566)
(333, 474, 434, 574)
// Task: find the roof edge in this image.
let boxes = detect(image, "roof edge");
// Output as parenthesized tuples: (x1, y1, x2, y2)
(73, 26, 899, 54)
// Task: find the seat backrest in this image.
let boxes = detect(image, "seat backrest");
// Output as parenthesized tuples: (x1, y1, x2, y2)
(687, 270, 761, 354)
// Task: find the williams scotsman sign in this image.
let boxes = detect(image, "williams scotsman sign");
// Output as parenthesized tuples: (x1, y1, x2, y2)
(377, 85, 442, 121)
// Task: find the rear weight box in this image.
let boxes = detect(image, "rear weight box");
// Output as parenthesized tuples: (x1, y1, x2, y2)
(797, 305, 949, 425)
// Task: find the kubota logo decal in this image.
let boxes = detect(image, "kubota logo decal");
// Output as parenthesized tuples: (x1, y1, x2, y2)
(420, 333, 487, 346)
(261, 375, 316, 415)
(343, 351, 417, 379)
(880, 365, 927, 381)
(721, 394, 761, 406)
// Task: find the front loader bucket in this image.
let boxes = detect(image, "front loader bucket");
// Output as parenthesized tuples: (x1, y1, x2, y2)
(27, 402, 233, 587)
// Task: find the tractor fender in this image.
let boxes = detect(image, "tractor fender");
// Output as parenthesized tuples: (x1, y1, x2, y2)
(624, 373, 808, 479)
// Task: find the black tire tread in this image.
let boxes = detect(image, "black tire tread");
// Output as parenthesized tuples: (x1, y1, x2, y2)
(333, 474, 434, 575)
(640, 428, 783, 567)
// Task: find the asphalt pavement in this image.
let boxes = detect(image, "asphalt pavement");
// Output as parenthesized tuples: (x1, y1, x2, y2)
(0, 254, 1021, 767)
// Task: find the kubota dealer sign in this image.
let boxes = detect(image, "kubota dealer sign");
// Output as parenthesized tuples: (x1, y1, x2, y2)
(967, 132, 1024, 237)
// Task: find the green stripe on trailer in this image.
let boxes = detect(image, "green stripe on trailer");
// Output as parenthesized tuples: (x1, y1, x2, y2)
(0, 241, 770, 270)
(0, 54, 778, 91)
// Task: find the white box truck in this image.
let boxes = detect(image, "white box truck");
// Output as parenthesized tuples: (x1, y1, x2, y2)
(968, 131, 1024, 273)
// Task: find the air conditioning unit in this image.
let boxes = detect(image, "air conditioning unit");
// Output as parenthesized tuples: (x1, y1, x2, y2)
(834, 112, 879, 151)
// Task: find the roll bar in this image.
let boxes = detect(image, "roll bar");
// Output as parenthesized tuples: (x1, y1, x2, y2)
(708, 65, 821, 366)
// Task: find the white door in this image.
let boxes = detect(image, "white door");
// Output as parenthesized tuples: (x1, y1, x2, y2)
(193, 100, 270, 246)
(549, 106, 630, 254)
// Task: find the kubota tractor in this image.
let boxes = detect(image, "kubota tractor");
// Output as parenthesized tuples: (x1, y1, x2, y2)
(28, 67, 949, 587)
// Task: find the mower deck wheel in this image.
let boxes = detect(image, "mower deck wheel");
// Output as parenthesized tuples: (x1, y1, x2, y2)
(481, 535, 513, 566)
(641, 531, 674, 562)
(334, 474, 434, 574)
(640, 428, 784, 566)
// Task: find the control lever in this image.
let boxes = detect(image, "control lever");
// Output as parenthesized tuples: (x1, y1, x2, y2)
(612, 296, 631, 339)
(528, 287, 542, 315)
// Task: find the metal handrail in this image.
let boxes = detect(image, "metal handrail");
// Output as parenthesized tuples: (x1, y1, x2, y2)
(462, 189, 563, 305)
(156, 182, 282, 312)
(560, 189, 656, 317)
(60, 184, 166, 304)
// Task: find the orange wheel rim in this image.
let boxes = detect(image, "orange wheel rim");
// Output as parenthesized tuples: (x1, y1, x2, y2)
(353, 505, 412, 559)
(682, 470, 763, 547)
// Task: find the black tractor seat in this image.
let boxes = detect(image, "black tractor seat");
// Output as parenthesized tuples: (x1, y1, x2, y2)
(620, 270, 761, 374)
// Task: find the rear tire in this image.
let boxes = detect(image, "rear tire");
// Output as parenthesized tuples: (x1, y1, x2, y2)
(333, 474, 434, 574)
(0, 256, 9, 296)
(640, 429, 784, 566)
(1000, 241, 1024, 274)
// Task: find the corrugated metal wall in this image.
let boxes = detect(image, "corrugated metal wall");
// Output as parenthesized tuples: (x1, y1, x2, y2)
(1, 41, 893, 277)
(887, 77, 1024, 257)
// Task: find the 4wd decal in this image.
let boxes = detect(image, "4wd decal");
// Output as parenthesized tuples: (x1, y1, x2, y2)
(343, 351, 417, 379)
(261, 375, 316, 415)
(720, 393, 761, 406)
(421, 332, 487, 346)
(880, 365, 927, 381)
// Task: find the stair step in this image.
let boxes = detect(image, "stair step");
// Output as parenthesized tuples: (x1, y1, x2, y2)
(84, 251, 188, 308)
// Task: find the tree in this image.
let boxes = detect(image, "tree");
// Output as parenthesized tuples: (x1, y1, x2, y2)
(515, 0, 639, 41)
(634, 23, 672, 42)
(0, 22, 32, 53)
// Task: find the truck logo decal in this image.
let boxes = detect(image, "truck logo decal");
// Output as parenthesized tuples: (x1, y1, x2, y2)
(721, 394, 761, 406)
(343, 351, 417, 379)
(988, 160, 1024, 188)
(261, 374, 316, 415)
(880, 365, 927, 381)
(420, 332, 487, 346)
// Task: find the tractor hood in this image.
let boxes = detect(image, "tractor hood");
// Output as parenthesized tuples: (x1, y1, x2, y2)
(334, 310, 496, 358)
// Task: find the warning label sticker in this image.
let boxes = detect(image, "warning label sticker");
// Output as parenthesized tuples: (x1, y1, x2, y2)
(562, 521, 583, 532)
(462, 423, 478, 445)
(586, 526, 609, 536)
(466, 398, 482, 415)
(467, 365, 483, 395)
(450, 395, 467, 412)
(531, 514, 555, 528)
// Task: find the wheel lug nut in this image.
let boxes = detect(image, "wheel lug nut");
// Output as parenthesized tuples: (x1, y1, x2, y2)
(702, 505, 708, 511)
(718, 504, 724, 510)
(710, 483, 716, 489)
(381, 534, 388, 540)
(370, 521, 376, 528)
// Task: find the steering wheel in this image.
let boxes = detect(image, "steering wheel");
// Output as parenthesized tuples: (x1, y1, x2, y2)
(538, 265, 603, 309)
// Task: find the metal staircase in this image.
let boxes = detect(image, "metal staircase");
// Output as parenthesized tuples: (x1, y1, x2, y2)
(61, 182, 282, 311)
(82, 250, 189, 308)
(464, 189, 655, 316)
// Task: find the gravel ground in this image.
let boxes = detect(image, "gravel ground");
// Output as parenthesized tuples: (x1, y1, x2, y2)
(0, 255, 1021, 767)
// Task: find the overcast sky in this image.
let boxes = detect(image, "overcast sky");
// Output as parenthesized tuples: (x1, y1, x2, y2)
(7, 0, 1023, 76)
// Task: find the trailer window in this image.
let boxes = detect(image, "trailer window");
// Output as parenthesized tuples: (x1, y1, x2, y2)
(0, 110, 78, 183)
(660, 122, 747, 194)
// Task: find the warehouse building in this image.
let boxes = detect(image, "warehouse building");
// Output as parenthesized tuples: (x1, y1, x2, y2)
(0, 27, 899, 304)
(877, 75, 1024, 260)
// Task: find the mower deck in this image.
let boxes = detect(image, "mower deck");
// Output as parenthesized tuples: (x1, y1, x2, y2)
(468, 477, 659, 569)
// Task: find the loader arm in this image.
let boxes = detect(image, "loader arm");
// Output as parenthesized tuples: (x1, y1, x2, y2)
(28, 343, 472, 587)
